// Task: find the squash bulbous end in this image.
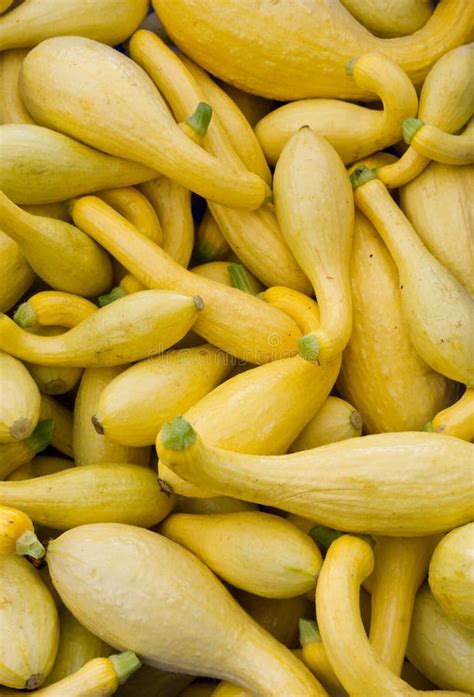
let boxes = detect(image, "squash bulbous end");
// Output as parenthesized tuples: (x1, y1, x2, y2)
(109, 651, 142, 685)
(13, 302, 37, 330)
(98, 287, 127, 307)
(10, 417, 33, 441)
(16, 530, 45, 560)
(349, 165, 377, 190)
(298, 334, 320, 363)
(161, 417, 197, 451)
(403, 117, 424, 145)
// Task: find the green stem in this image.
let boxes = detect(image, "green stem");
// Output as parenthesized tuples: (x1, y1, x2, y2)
(403, 117, 424, 145)
(160, 417, 196, 451)
(13, 302, 38, 330)
(309, 525, 344, 550)
(298, 334, 320, 363)
(26, 419, 55, 454)
(345, 56, 358, 77)
(228, 263, 257, 295)
(194, 239, 219, 263)
(109, 651, 141, 685)
(422, 421, 433, 432)
(16, 530, 45, 560)
(299, 618, 321, 646)
(186, 102, 213, 140)
(98, 287, 127, 307)
(350, 165, 377, 190)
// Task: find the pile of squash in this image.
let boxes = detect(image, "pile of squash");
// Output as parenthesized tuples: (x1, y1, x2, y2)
(0, 1, 472, 695)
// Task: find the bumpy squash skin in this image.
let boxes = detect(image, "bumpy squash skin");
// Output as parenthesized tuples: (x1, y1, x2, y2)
(0, 555, 59, 689)
(47, 524, 325, 697)
(337, 211, 456, 433)
(429, 524, 474, 630)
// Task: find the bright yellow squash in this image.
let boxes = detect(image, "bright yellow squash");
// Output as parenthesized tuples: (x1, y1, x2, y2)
(351, 167, 474, 387)
(0, 124, 156, 204)
(407, 585, 474, 694)
(151, 0, 473, 100)
(0, 464, 175, 530)
(403, 115, 474, 166)
(160, 511, 322, 598)
(274, 127, 354, 364)
(71, 197, 301, 364)
(400, 161, 474, 296)
(0, 192, 112, 296)
(0, 351, 40, 442)
(93, 345, 233, 447)
(255, 52, 418, 166)
(337, 210, 456, 433)
(0, 49, 34, 124)
(289, 396, 362, 451)
(0, 0, 148, 50)
(194, 208, 230, 263)
(0, 290, 201, 367)
(47, 523, 326, 696)
(429, 389, 474, 441)
(0, 230, 34, 314)
(43, 607, 112, 687)
(20, 37, 269, 211)
(14, 291, 97, 331)
(0, 554, 58, 689)
(158, 420, 473, 536)
(299, 619, 344, 695)
(97, 186, 162, 245)
(339, 0, 433, 37)
(0, 505, 44, 559)
(0, 419, 54, 481)
(429, 524, 474, 630)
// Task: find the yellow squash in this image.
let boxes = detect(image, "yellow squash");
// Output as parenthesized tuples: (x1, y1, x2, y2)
(0, 419, 54, 481)
(316, 536, 463, 697)
(47, 524, 325, 696)
(274, 127, 354, 364)
(211, 684, 250, 697)
(22, 201, 71, 221)
(351, 167, 474, 387)
(22, 327, 83, 396)
(337, 210, 456, 432)
(0, 0, 148, 50)
(0, 505, 44, 559)
(339, 0, 433, 37)
(0, 290, 201, 367)
(0, 652, 141, 697)
(0, 1, 13, 13)
(429, 524, 474, 630)
(378, 43, 474, 187)
(399, 161, 474, 295)
(180, 55, 272, 184)
(71, 197, 301, 364)
(151, 0, 473, 100)
(195, 208, 230, 263)
(369, 536, 440, 675)
(175, 496, 258, 515)
(0, 554, 58, 689)
(97, 186, 162, 245)
(7, 456, 73, 481)
(0, 49, 34, 124)
(220, 83, 273, 129)
(236, 591, 311, 649)
(160, 511, 322, 598)
(0, 192, 112, 296)
(39, 395, 73, 458)
(74, 367, 150, 467)
(403, 115, 474, 165)
(193, 262, 263, 294)
(0, 464, 174, 530)
(115, 665, 193, 697)
(158, 421, 473, 536)
(44, 607, 112, 686)
(0, 351, 40, 442)
(407, 585, 474, 693)
(255, 52, 418, 166)
(0, 230, 34, 314)
(299, 620, 344, 695)
(290, 396, 362, 451)
(93, 345, 233, 447)
(139, 177, 194, 268)
(0, 124, 156, 204)
(129, 31, 310, 293)
(20, 37, 268, 211)
(14, 291, 97, 331)
(428, 389, 474, 441)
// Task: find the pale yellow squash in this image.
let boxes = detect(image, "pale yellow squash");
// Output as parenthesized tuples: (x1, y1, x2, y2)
(160, 511, 322, 598)
(0, 351, 40, 442)
(429, 524, 474, 630)
(46, 524, 325, 696)
(0, 230, 34, 314)
(274, 127, 354, 364)
(14, 292, 97, 331)
(235, 591, 311, 649)
(337, 210, 456, 432)
(429, 389, 474, 441)
(400, 161, 474, 295)
(340, 0, 433, 37)
(0, 0, 148, 50)
(151, 0, 473, 100)
(20, 37, 269, 211)
(220, 83, 273, 128)
(290, 396, 362, 451)
(157, 422, 473, 536)
(403, 115, 474, 165)
(97, 187, 162, 245)
(255, 52, 418, 166)
(94, 345, 233, 447)
(0, 49, 34, 124)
